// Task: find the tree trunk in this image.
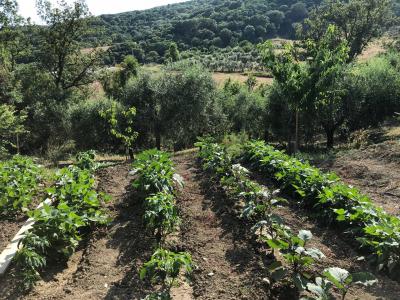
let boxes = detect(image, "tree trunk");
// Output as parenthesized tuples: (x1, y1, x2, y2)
(294, 110, 299, 153)
(326, 128, 335, 149)
(155, 132, 161, 150)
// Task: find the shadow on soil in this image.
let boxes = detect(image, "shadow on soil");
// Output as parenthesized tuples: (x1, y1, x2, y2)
(104, 186, 157, 300)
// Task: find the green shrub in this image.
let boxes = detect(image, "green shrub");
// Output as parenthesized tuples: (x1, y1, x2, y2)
(70, 97, 123, 151)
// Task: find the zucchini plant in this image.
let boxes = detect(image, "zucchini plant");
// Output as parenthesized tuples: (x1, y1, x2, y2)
(0, 155, 42, 216)
(15, 165, 110, 288)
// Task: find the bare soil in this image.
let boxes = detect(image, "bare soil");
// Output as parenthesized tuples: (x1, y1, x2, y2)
(173, 153, 268, 300)
(0, 215, 26, 251)
(316, 141, 400, 215)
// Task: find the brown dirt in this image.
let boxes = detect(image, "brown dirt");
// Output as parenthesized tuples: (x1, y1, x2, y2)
(173, 153, 268, 300)
(317, 148, 400, 215)
(249, 172, 400, 300)
(0, 216, 26, 251)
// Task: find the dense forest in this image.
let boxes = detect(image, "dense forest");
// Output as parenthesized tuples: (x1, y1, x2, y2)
(91, 0, 323, 64)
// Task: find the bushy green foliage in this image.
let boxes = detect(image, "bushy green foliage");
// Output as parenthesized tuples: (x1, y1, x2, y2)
(343, 54, 400, 131)
(121, 65, 226, 150)
(140, 248, 193, 298)
(244, 140, 400, 274)
(220, 81, 267, 139)
(144, 192, 180, 246)
(90, 0, 321, 64)
(131, 149, 175, 194)
(16, 165, 110, 288)
(0, 155, 41, 216)
(70, 97, 123, 151)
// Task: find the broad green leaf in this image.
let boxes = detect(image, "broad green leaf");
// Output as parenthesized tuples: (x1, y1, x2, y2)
(298, 230, 313, 242)
(323, 267, 349, 289)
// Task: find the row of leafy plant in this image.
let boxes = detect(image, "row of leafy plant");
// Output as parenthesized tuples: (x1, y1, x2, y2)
(15, 151, 110, 288)
(243, 140, 400, 277)
(0, 156, 42, 217)
(196, 138, 377, 299)
(131, 149, 192, 300)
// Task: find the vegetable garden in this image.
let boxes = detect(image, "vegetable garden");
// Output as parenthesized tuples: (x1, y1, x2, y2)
(0, 144, 400, 299)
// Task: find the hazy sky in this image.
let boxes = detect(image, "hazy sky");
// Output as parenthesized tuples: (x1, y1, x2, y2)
(18, 0, 189, 23)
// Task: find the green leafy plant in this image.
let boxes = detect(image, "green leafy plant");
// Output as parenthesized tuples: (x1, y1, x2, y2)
(75, 150, 97, 171)
(0, 155, 42, 216)
(131, 149, 176, 194)
(100, 103, 138, 158)
(140, 249, 193, 299)
(267, 230, 325, 290)
(15, 165, 110, 288)
(244, 140, 400, 273)
(144, 192, 180, 246)
(304, 277, 334, 300)
(323, 267, 377, 300)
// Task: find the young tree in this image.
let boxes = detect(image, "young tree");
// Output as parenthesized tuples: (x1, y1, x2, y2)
(260, 42, 308, 152)
(36, 0, 104, 91)
(0, 104, 27, 157)
(304, 25, 350, 149)
(100, 103, 138, 159)
(306, 0, 394, 62)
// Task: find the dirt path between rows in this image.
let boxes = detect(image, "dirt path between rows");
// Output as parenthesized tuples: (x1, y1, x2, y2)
(173, 153, 267, 300)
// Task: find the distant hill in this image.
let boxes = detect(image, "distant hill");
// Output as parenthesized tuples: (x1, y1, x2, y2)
(87, 0, 323, 64)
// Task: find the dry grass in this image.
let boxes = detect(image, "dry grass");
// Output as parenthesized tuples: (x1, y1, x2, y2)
(385, 126, 400, 139)
(81, 46, 111, 54)
(358, 37, 391, 62)
(212, 72, 273, 86)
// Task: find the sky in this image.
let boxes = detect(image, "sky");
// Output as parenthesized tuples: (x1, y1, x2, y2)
(18, 0, 189, 23)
